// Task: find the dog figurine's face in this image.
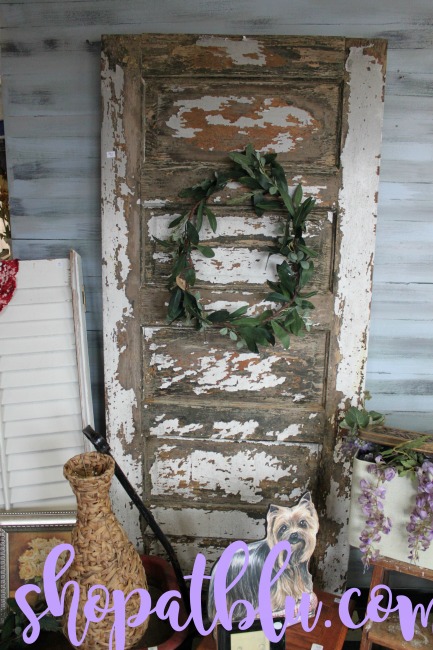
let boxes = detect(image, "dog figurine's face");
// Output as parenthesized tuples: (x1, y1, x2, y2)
(266, 492, 319, 564)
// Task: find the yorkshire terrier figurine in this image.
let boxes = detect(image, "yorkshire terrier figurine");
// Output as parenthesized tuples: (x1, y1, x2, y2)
(207, 492, 319, 622)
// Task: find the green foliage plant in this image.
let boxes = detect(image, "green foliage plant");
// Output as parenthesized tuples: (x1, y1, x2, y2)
(155, 144, 317, 353)
(0, 595, 60, 649)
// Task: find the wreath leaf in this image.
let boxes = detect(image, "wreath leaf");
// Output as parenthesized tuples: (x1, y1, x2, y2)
(155, 145, 317, 353)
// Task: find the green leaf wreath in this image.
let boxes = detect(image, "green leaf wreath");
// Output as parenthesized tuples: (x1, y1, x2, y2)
(155, 144, 318, 354)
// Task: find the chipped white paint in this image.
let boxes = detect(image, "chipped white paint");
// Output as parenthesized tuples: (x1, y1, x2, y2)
(166, 95, 317, 152)
(150, 418, 204, 437)
(318, 461, 351, 589)
(148, 212, 321, 246)
(272, 424, 303, 441)
(335, 46, 384, 404)
(193, 247, 286, 284)
(152, 506, 265, 539)
(151, 445, 293, 503)
(196, 35, 267, 66)
(101, 54, 142, 545)
(102, 37, 385, 594)
(148, 212, 282, 240)
(212, 419, 259, 439)
(166, 95, 253, 139)
(144, 327, 160, 341)
(206, 298, 279, 316)
(292, 393, 306, 402)
(205, 299, 248, 312)
(325, 45, 385, 592)
(142, 199, 168, 208)
(153, 351, 286, 394)
(150, 353, 176, 371)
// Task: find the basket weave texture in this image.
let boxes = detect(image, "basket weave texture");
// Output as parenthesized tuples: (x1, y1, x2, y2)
(62, 452, 149, 649)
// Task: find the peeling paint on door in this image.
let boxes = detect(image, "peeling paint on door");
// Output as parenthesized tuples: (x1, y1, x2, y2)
(102, 35, 386, 593)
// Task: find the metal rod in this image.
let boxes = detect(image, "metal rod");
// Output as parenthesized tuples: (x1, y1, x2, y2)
(82, 426, 191, 615)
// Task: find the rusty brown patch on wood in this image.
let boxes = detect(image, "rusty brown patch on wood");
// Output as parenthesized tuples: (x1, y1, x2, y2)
(172, 45, 236, 70)
(167, 96, 319, 153)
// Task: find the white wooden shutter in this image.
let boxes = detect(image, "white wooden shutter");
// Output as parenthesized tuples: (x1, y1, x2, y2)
(0, 252, 93, 509)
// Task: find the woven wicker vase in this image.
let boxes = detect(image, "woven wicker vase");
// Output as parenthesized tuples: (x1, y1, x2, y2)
(62, 452, 149, 649)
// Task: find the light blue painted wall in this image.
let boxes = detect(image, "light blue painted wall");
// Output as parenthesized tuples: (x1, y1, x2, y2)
(0, 0, 432, 585)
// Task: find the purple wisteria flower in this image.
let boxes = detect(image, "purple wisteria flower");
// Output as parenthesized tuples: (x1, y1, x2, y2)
(358, 464, 396, 570)
(407, 460, 433, 562)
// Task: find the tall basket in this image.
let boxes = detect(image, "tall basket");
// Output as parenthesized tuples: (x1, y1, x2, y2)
(62, 452, 149, 649)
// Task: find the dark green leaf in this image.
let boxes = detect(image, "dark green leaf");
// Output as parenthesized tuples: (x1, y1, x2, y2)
(186, 221, 199, 245)
(293, 184, 303, 208)
(266, 292, 291, 303)
(196, 244, 215, 258)
(297, 242, 318, 258)
(167, 287, 183, 322)
(227, 193, 255, 206)
(355, 410, 370, 428)
(271, 321, 291, 349)
(207, 310, 231, 323)
(196, 201, 204, 232)
(183, 268, 196, 286)
(263, 152, 277, 164)
(168, 213, 186, 229)
(252, 326, 275, 346)
(205, 207, 218, 232)
(6, 600, 20, 615)
(153, 236, 173, 250)
(238, 176, 262, 190)
(270, 161, 288, 192)
(40, 616, 61, 632)
(171, 254, 187, 279)
(178, 187, 200, 199)
(253, 200, 283, 211)
(0, 613, 15, 640)
(229, 152, 255, 177)
(228, 305, 249, 318)
(298, 264, 314, 289)
(237, 327, 259, 353)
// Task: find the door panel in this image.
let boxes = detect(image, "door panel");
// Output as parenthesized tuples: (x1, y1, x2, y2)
(101, 34, 386, 591)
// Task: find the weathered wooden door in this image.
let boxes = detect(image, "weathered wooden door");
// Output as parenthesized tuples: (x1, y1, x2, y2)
(101, 35, 386, 592)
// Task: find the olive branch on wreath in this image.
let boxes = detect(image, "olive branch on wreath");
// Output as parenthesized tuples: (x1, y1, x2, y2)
(154, 144, 318, 354)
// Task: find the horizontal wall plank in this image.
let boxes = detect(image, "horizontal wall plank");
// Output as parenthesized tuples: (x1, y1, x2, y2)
(11, 213, 101, 242)
(365, 412, 433, 434)
(6, 136, 99, 182)
(5, 114, 99, 138)
(363, 394, 433, 412)
(367, 357, 433, 376)
(372, 264, 432, 284)
(366, 377, 433, 397)
(2, 2, 433, 29)
(2, 73, 100, 116)
(369, 320, 433, 340)
(376, 202, 433, 222)
(386, 71, 433, 97)
(8, 178, 98, 199)
(379, 181, 433, 203)
(370, 283, 433, 321)
(1, 48, 99, 77)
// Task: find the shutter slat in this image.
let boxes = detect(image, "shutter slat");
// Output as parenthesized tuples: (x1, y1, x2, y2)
(0, 256, 92, 509)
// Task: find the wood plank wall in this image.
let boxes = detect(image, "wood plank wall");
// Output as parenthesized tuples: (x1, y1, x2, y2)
(0, 2, 431, 447)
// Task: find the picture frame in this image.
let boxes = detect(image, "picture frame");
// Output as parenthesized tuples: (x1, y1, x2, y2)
(0, 510, 76, 623)
(216, 619, 286, 650)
